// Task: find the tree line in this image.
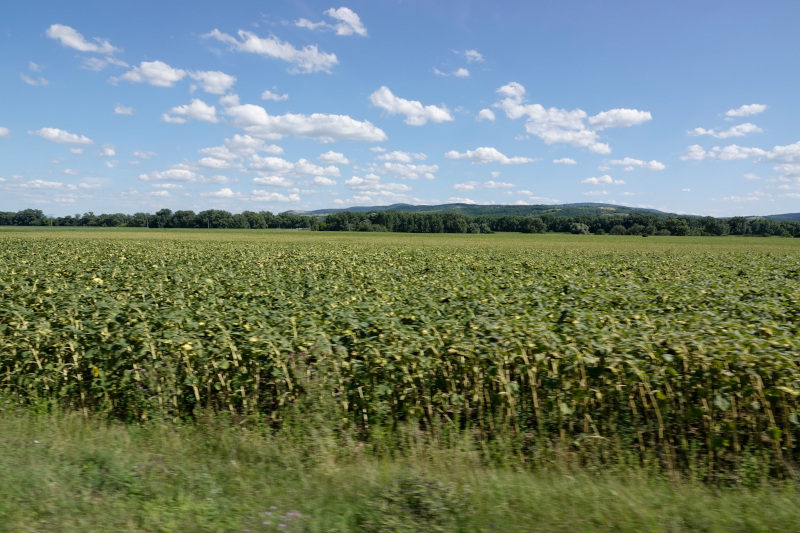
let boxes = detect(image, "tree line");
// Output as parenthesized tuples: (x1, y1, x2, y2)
(2, 207, 798, 236)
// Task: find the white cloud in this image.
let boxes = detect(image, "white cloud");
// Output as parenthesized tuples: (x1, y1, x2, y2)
(17, 179, 78, 190)
(203, 29, 338, 73)
(118, 60, 186, 87)
(445, 146, 536, 164)
(494, 82, 650, 154)
(725, 104, 767, 118)
(367, 162, 438, 180)
(253, 175, 294, 187)
(607, 157, 665, 171)
(318, 151, 349, 165)
(152, 183, 184, 189)
(163, 99, 218, 124)
(553, 158, 577, 165)
(296, 7, 368, 36)
(198, 157, 231, 169)
(376, 151, 427, 163)
(688, 123, 762, 139)
(681, 144, 766, 161)
(448, 197, 478, 205)
(98, 145, 116, 157)
(189, 70, 236, 94)
(63, 168, 79, 175)
(453, 180, 514, 191)
(682, 188, 692, 192)
(587, 109, 652, 130)
(70, 148, 84, 155)
(313, 176, 337, 186)
(249, 156, 340, 178)
(82, 56, 128, 71)
(46, 24, 118, 54)
(30, 127, 93, 145)
(476, 109, 495, 122)
(583, 190, 609, 196)
(133, 150, 157, 159)
(225, 103, 386, 142)
(261, 89, 289, 101)
(435, 67, 470, 77)
(202, 187, 239, 198)
(464, 49, 484, 62)
(104, 160, 118, 169)
(716, 145, 767, 160)
(199, 134, 283, 162)
(744, 173, 761, 180)
(148, 190, 170, 197)
(681, 144, 708, 161)
(250, 190, 300, 202)
(20, 74, 49, 86)
(581, 175, 625, 185)
(767, 141, 800, 164)
(0, 127, 9, 138)
(369, 86, 453, 126)
(29, 61, 43, 72)
(138, 168, 226, 184)
(114, 104, 133, 115)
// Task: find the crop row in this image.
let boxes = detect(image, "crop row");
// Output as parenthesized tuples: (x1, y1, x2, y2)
(1, 235, 799, 475)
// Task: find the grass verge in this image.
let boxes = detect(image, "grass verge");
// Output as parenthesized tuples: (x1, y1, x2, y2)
(1, 407, 799, 532)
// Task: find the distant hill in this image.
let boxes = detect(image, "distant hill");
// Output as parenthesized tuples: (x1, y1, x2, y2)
(764, 213, 800, 222)
(290, 202, 676, 218)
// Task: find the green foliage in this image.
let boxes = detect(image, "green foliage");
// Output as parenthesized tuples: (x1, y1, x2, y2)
(1, 231, 799, 480)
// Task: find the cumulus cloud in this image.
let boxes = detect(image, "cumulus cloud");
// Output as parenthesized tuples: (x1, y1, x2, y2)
(82, 56, 128, 71)
(248, 156, 340, 179)
(201, 187, 239, 198)
(189, 70, 236, 94)
(225, 103, 386, 142)
(204, 29, 338, 73)
(369, 86, 453, 126)
(0, 126, 9, 138)
(98, 145, 116, 157)
(117, 60, 186, 87)
(318, 151, 350, 165)
(447, 197, 478, 204)
(583, 190, 609, 196)
(476, 109, 495, 122)
(138, 167, 228, 184)
(114, 104, 133, 115)
(261, 89, 288, 101)
(464, 49, 484, 62)
(581, 175, 625, 185)
(251, 190, 301, 202)
(163, 99, 218, 124)
(725, 104, 767, 118)
(494, 82, 651, 154)
(199, 134, 283, 162)
(453, 180, 514, 191)
(253, 175, 294, 187)
(553, 158, 577, 165)
(376, 151, 427, 163)
(587, 109, 652, 130)
(688, 123, 762, 139)
(366, 162, 438, 180)
(46, 24, 118, 54)
(434, 67, 470, 77)
(313, 176, 337, 186)
(607, 157, 665, 171)
(296, 7, 368, 36)
(198, 157, 231, 169)
(444, 146, 536, 164)
(30, 127, 93, 145)
(681, 144, 767, 161)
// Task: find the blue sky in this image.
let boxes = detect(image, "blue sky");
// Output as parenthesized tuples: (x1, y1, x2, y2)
(2, 0, 799, 217)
